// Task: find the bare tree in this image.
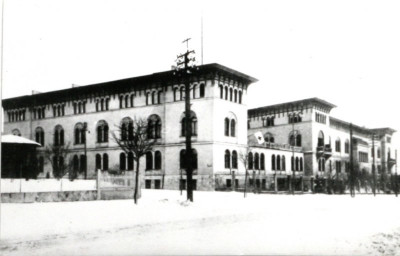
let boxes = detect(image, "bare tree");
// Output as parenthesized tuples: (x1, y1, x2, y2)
(239, 147, 251, 198)
(44, 142, 70, 179)
(111, 117, 157, 204)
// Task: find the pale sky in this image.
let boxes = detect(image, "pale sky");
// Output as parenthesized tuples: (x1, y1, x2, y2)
(2, 0, 400, 151)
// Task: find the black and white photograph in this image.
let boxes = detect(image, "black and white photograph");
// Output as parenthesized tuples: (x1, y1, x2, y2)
(1, 0, 400, 255)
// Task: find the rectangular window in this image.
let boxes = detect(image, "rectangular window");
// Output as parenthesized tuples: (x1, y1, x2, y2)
(154, 180, 161, 189)
(336, 161, 341, 173)
(145, 180, 151, 189)
(358, 152, 369, 163)
(226, 179, 232, 188)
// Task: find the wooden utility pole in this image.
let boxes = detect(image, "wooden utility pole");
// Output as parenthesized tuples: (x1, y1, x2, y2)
(175, 38, 196, 202)
(349, 123, 355, 197)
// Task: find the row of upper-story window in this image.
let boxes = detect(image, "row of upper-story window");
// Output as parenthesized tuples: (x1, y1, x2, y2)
(317, 130, 383, 157)
(218, 85, 243, 104)
(6, 83, 218, 123)
(246, 152, 304, 171)
(248, 112, 303, 128)
(252, 132, 302, 147)
(25, 113, 200, 147)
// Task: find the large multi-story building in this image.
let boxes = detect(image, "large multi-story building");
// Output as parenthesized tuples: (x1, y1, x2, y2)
(248, 98, 397, 188)
(3, 63, 304, 191)
(2, 65, 395, 191)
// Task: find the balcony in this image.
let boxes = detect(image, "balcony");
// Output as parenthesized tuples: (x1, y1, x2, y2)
(388, 158, 396, 168)
(316, 145, 332, 159)
(262, 142, 302, 153)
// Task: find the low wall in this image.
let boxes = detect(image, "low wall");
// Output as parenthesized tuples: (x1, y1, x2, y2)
(1, 188, 138, 203)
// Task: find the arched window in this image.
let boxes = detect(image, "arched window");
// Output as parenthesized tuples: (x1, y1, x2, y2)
(180, 87, 185, 101)
(74, 123, 85, 144)
(157, 91, 162, 104)
(291, 156, 294, 171)
(151, 91, 156, 104)
(234, 89, 238, 102)
(54, 125, 64, 146)
(80, 155, 86, 173)
(248, 152, 253, 169)
(260, 153, 265, 170)
(125, 95, 129, 108)
(232, 150, 238, 169)
(96, 100, 99, 112)
(148, 115, 162, 139)
(155, 151, 162, 170)
(230, 119, 236, 137)
(181, 111, 197, 136)
(255, 153, 260, 170)
(295, 157, 299, 171)
(300, 157, 303, 171)
(192, 84, 197, 99)
(146, 92, 150, 105)
(121, 117, 133, 141)
(239, 91, 242, 104)
(146, 152, 153, 170)
(73, 155, 79, 173)
(271, 155, 276, 170)
(276, 155, 281, 170)
(289, 134, 295, 146)
(296, 134, 302, 147)
(318, 131, 324, 147)
(225, 150, 231, 168)
(200, 84, 205, 98)
(95, 154, 101, 170)
(105, 98, 109, 110)
(224, 118, 230, 136)
(130, 94, 135, 107)
(127, 152, 134, 170)
(100, 98, 104, 111)
(120, 153, 126, 170)
(224, 87, 228, 100)
(229, 88, 233, 101)
(103, 154, 109, 171)
(97, 120, 109, 143)
(282, 155, 286, 171)
(119, 95, 124, 108)
(180, 149, 186, 169)
(78, 102, 82, 113)
(35, 127, 45, 146)
(265, 133, 274, 143)
(174, 88, 178, 102)
(219, 85, 223, 99)
(335, 138, 341, 152)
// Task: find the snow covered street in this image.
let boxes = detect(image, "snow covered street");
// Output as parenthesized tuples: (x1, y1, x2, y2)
(1, 190, 400, 255)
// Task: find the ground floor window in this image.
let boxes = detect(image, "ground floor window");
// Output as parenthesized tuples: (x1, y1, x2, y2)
(145, 180, 151, 189)
(226, 179, 232, 188)
(155, 180, 161, 189)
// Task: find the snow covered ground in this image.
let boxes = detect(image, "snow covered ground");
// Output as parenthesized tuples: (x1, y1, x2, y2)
(1, 190, 400, 255)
